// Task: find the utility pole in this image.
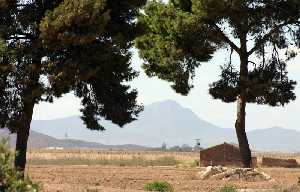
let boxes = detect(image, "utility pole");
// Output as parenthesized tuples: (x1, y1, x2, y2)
(194, 139, 201, 150)
(194, 139, 201, 167)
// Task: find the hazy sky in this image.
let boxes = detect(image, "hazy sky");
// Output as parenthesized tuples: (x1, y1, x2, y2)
(33, 48, 300, 131)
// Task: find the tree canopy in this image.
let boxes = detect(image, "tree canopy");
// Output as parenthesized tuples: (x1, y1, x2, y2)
(136, 0, 299, 104)
(0, 0, 145, 171)
(39, 0, 145, 130)
(0, 0, 144, 132)
(136, 0, 300, 167)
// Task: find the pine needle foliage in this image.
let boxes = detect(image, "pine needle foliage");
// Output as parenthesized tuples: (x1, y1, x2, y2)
(0, 139, 40, 192)
(136, 0, 300, 167)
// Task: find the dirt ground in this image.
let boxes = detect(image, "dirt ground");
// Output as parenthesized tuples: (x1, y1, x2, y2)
(27, 165, 300, 192)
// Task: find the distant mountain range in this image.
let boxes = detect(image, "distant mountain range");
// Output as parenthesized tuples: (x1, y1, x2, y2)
(1, 100, 300, 151)
(0, 129, 149, 150)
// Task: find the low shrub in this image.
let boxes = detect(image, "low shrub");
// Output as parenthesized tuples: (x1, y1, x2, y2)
(190, 159, 200, 167)
(0, 139, 40, 192)
(216, 185, 237, 192)
(144, 181, 174, 192)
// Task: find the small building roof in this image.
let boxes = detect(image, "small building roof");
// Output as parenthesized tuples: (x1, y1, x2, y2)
(201, 142, 240, 152)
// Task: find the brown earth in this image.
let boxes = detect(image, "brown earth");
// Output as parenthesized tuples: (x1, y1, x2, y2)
(27, 165, 300, 192)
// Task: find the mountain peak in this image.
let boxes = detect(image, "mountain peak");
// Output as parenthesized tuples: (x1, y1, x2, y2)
(150, 99, 181, 107)
(26, 100, 300, 151)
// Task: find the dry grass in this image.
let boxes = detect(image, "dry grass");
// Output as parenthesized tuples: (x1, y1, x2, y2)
(27, 149, 198, 166)
(28, 156, 178, 167)
(27, 149, 300, 168)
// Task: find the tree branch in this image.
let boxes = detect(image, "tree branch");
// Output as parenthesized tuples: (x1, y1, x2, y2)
(248, 20, 300, 56)
(212, 23, 240, 54)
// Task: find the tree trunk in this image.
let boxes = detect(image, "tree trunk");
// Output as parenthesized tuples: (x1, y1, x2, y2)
(236, 32, 252, 168)
(235, 95, 252, 167)
(15, 126, 30, 174)
(14, 101, 34, 176)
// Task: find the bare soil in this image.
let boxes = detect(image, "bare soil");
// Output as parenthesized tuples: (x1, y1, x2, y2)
(27, 165, 300, 192)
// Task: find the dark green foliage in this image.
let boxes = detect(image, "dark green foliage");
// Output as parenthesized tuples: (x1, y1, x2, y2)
(136, 0, 299, 105)
(41, 2, 138, 130)
(136, 1, 216, 95)
(209, 57, 297, 106)
(0, 0, 144, 133)
(39, 0, 145, 130)
(216, 185, 237, 192)
(136, 0, 300, 167)
(171, 0, 192, 12)
(246, 58, 297, 106)
(0, 139, 40, 191)
(209, 64, 240, 103)
(40, 0, 110, 48)
(0, 0, 145, 170)
(144, 181, 174, 192)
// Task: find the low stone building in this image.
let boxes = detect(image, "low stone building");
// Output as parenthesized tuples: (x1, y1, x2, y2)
(200, 142, 257, 167)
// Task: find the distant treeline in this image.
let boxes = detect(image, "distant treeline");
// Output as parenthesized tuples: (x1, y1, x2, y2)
(150, 143, 202, 152)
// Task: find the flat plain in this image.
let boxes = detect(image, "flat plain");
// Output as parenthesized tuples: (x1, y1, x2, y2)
(26, 150, 300, 192)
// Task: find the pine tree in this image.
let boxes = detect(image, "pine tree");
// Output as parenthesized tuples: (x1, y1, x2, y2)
(0, 0, 145, 174)
(136, 0, 300, 167)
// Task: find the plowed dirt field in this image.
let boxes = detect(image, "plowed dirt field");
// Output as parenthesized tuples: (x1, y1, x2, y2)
(27, 165, 300, 192)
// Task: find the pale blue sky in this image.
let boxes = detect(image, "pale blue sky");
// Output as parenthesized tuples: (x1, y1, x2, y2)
(33, 47, 300, 131)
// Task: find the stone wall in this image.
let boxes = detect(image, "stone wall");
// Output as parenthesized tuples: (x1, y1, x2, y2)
(224, 143, 244, 167)
(200, 143, 227, 167)
(200, 143, 257, 167)
(262, 157, 298, 168)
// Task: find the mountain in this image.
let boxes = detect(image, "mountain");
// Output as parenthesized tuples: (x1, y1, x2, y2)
(31, 100, 236, 147)
(247, 127, 300, 151)
(2, 100, 300, 151)
(0, 129, 148, 150)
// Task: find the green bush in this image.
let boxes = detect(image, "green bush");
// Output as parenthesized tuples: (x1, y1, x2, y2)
(190, 159, 200, 167)
(0, 139, 40, 192)
(144, 181, 174, 192)
(216, 185, 237, 192)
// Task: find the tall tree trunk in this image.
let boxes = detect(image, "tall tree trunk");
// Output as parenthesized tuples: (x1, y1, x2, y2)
(235, 95, 252, 167)
(14, 101, 34, 176)
(236, 32, 252, 168)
